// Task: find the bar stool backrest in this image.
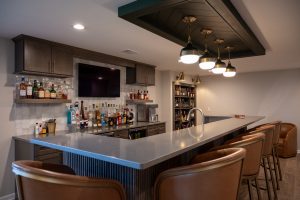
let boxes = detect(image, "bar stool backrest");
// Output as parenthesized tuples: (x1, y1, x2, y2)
(154, 148, 246, 200)
(217, 132, 265, 177)
(12, 160, 126, 200)
(249, 125, 275, 156)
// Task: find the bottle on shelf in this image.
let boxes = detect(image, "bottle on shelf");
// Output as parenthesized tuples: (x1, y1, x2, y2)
(32, 80, 39, 99)
(137, 90, 141, 100)
(80, 101, 85, 120)
(50, 84, 56, 99)
(26, 78, 32, 99)
(38, 82, 45, 99)
(140, 90, 144, 100)
(19, 76, 27, 99)
(43, 81, 51, 99)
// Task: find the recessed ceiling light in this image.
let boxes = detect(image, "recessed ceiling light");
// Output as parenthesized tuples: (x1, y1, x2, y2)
(98, 77, 103, 80)
(73, 24, 85, 30)
(121, 49, 138, 55)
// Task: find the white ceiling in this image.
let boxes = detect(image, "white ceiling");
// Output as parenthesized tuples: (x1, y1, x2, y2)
(0, 0, 300, 76)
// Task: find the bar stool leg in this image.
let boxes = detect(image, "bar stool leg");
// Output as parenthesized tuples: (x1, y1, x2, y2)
(267, 156, 278, 200)
(247, 179, 253, 200)
(255, 177, 262, 200)
(275, 147, 283, 181)
(272, 148, 280, 190)
(262, 157, 272, 200)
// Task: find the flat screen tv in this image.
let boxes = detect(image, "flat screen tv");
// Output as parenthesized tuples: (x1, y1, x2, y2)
(78, 63, 120, 97)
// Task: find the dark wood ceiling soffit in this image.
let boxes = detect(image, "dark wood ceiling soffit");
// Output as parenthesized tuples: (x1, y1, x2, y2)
(118, 0, 265, 59)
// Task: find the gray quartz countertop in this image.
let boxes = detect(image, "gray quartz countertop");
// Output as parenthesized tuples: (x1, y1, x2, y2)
(14, 116, 263, 169)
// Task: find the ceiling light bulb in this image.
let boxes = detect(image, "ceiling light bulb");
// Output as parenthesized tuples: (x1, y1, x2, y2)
(199, 61, 215, 70)
(73, 24, 85, 30)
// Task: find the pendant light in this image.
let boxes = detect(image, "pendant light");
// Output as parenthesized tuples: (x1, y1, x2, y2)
(211, 39, 226, 74)
(223, 46, 237, 77)
(179, 16, 199, 64)
(199, 29, 216, 70)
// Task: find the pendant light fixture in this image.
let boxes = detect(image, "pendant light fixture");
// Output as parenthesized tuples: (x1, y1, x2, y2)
(179, 16, 199, 64)
(223, 46, 237, 77)
(211, 39, 226, 74)
(199, 29, 216, 70)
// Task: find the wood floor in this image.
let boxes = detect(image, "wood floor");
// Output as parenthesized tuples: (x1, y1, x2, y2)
(239, 154, 300, 200)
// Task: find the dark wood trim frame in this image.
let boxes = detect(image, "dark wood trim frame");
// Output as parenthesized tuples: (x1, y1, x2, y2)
(118, 0, 265, 58)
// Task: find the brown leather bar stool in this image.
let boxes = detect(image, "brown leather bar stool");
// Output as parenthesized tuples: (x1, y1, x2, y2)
(213, 132, 265, 200)
(154, 148, 246, 200)
(277, 122, 297, 158)
(255, 121, 282, 188)
(12, 160, 126, 200)
(248, 125, 278, 200)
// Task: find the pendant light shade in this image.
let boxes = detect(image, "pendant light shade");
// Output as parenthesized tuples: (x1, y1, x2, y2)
(199, 29, 216, 70)
(179, 16, 199, 65)
(199, 50, 216, 70)
(223, 46, 237, 77)
(223, 61, 236, 77)
(212, 58, 226, 74)
(212, 39, 226, 74)
(180, 42, 200, 64)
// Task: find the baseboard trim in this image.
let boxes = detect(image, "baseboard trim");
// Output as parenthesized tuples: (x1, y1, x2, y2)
(0, 193, 15, 200)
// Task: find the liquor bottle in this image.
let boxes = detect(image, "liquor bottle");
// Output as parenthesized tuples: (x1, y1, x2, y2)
(140, 91, 144, 100)
(44, 82, 50, 99)
(87, 105, 93, 127)
(38, 82, 45, 99)
(56, 85, 63, 99)
(143, 91, 147, 100)
(80, 101, 85, 120)
(32, 80, 39, 99)
(26, 78, 33, 98)
(19, 76, 27, 99)
(50, 84, 56, 99)
(95, 105, 101, 127)
(67, 105, 73, 125)
(92, 104, 97, 127)
(137, 90, 140, 100)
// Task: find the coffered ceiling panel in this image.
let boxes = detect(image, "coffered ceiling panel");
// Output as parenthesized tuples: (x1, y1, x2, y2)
(119, 0, 265, 59)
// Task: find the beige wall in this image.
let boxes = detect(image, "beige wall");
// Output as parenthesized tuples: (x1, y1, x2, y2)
(0, 38, 16, 197)
(197, 69, 300, 150)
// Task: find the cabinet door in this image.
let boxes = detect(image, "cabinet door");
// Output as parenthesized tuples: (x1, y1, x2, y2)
(24, 39, 51, 73)
(136, 65, 147, 85)
(146, 66, 155, 85)
(52, 46, 73, 76)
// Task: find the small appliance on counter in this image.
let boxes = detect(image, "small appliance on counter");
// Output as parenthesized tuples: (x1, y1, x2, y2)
(137, 104, 158, 122)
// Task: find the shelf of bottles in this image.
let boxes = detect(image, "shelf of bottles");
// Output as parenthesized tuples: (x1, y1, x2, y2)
(126, 89, 152, 104)
(67, 101, 135, 129)
(15, 75, 72, 104)
(173, 82, 196, 130)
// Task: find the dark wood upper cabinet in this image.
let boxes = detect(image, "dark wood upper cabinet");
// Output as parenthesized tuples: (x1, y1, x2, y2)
(51, 45, 73, 76)
(126, 64, 155, 86)
(13, 35, 73, 77)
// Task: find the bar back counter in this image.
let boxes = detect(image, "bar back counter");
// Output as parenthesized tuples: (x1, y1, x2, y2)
(14, 116, 263, 200)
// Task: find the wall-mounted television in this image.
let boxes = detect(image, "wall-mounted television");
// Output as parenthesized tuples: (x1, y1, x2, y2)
(78, 63, 120, 97)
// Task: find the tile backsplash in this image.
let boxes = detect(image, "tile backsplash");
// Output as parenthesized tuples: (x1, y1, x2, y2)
(15, 58, 148, 135)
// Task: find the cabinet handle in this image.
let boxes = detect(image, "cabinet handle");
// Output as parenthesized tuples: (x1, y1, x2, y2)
(52, 60, 55, 73)
(48, 61, 51, 72)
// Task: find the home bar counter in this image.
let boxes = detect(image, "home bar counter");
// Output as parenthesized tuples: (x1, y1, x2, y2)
(14, 116, 263, 200)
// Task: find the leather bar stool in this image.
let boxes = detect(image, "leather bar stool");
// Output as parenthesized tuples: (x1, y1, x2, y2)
(154, 148, 246, 200)
(248, 125, 278, 200)
(12, 160, 126, 200)
(255, 121, 282, 188)
(213, 132, 265, 200)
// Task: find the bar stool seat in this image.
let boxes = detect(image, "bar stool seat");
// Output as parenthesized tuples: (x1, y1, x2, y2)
(12, 160, 126, 200)
(154, 148, 246, 200)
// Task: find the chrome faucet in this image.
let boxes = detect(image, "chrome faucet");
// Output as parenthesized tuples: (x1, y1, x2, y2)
(187, 107, 205, 129)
